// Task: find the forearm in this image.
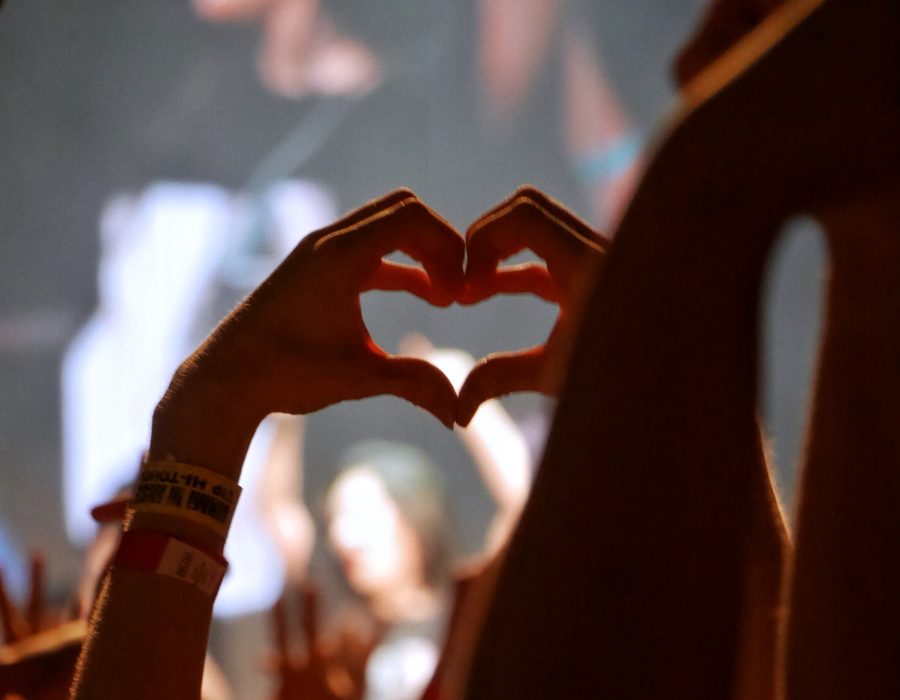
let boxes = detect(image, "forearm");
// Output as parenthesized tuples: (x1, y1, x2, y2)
(72, 190, 465, 698)
(72, 374, 260, 699)
(74, 569, 215, 700)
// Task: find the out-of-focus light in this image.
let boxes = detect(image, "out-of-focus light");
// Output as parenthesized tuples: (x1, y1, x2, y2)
(62, 179, 336, 616)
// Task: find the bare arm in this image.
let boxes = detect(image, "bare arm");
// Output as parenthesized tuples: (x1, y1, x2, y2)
(72, 190, 464, 700)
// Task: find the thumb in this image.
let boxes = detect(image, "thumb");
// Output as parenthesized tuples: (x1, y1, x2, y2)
(370, 356, 458, 428)
(456, 348, 547, 426)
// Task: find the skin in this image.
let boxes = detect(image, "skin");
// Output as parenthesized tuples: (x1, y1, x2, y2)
(456, 186, 609, 425)
(71, 2, 899, 698)
(268, 584, 365, 700)
(0, 556, 82, 700)
(71, 182, 603, 699)
(72, 190, 464, 700)
(464, 0, 898, 698)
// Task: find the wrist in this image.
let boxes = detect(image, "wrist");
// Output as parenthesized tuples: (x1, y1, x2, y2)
(151, 369, 263, 482)
(126, 461, 242, 555)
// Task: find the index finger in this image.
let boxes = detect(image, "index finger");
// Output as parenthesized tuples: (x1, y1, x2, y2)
(322, 199, 466, 304)
(466, 191, 604, 283)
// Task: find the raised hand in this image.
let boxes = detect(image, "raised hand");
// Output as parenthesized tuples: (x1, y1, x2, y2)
(456, 186, 608, 425)
(0, 556, 83, 700)
(151, 189, 466, 478)
(0, 555, 64, 646)
(267, 584, 373, 700)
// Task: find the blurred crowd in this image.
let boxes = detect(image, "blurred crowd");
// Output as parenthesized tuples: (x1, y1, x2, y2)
(2, 0, 897, 698)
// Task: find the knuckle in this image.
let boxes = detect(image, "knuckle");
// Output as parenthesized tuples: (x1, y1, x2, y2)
(513, 184, 541, 201)
(389, 187, 417, 200)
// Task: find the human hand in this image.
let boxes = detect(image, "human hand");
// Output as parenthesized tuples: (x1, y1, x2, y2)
(456, 187, 608, 425)
(0, 556, 83, 700)
(267, 584, 373, 700)
(397, 334, 475, 394)
(151, 189, 464, 477)
(0, 555, 66, 646)
(194, 0, 381, 99)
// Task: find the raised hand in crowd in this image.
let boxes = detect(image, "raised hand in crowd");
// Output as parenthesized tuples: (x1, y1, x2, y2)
(0, 556, 82, 700)
(267, 584, 374, 700)
(73, 190, 465, 700)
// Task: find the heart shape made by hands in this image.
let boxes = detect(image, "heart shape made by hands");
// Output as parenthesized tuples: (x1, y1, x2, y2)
(162, 187, 609, 440)
(360, 186, 609, 425)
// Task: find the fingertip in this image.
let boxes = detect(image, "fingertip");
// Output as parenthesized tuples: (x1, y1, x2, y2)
(455, 377, 484, 428)
(513, 184, 542, 200)
(441, 412, 455, 430)
(390, 186, 417, 201)
(430, 379, 459, 430)
(378, 356, 458, 428)
(428, 285, 458, 308)
(454, 405, 475, 428)
(372, 188, 420, 214)
(424, 265, 465, 308)
(422, 393, 456, 430)
(455, 386, 486, 427)
(457, 350, 545, 425)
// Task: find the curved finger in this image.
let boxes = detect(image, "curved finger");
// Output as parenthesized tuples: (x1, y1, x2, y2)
(269, 190, 420, 282)
(307, 189, 418, 244)
(466, 193, 604, 284)
(362, 261, 454, 306)
(364, 355, 459, 429)
(26, 553, 44, 632)
(324, 199, 465, 302)
(674, 0, 782, 87)
(477, 186, 606, 249)
(456, 348, 549, 427)
(459, 263, 557, 304)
